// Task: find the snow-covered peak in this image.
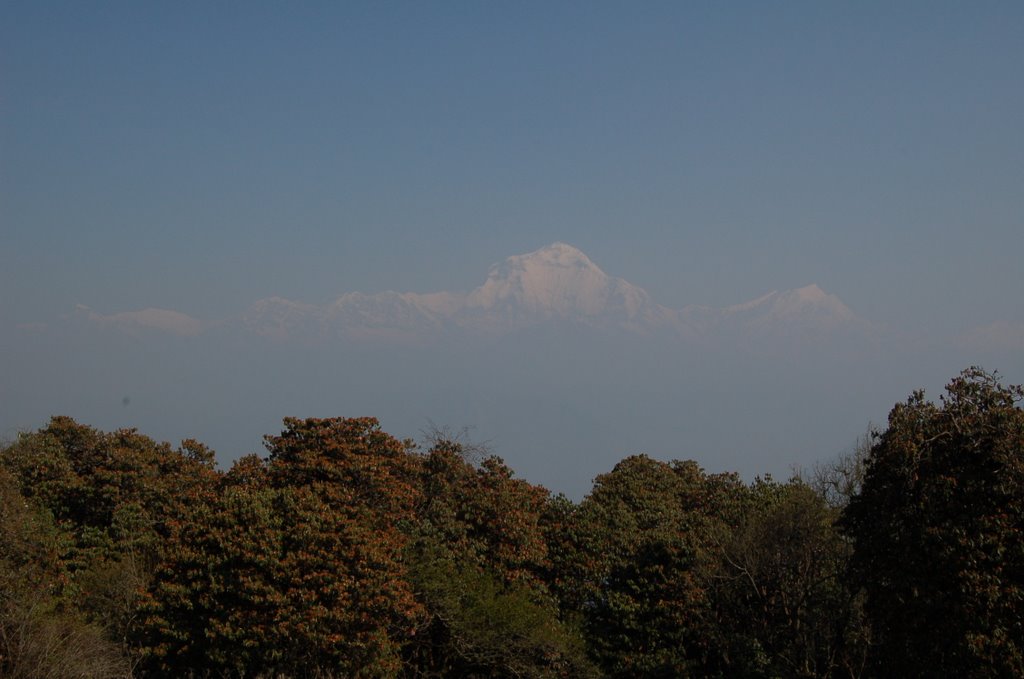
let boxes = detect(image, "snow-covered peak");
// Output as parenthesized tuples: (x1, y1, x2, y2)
(519, 242, 603, 270)
(715, 283, 866, 349)
(465, 243, 641, 317)
(726, 284, 854, 320)
(773, 284, 855, 320)
(786, 284, 834, 306)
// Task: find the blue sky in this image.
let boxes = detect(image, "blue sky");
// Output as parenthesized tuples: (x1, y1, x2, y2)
(3, 3, 1022, 495)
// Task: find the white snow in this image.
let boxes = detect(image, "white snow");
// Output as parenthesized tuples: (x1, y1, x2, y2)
(81, 244, 869, 343)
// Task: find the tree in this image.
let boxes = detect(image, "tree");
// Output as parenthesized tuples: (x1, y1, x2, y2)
(403, 437, 595, 678)
(841, 368, 1024, 676)
(804, 427, 873, 510)
(0, 417, 218, 666)
(713, 477, 868, 678)
(0, 464, 130, 678)
(143, 418, 425, 677)
(139, 455, 287, 674)
(564, 455, 745, 677)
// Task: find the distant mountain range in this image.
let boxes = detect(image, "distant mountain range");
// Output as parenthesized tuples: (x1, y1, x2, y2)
(80, 243, 876, 346)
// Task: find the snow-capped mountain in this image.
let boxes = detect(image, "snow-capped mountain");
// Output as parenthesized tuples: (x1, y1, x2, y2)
(128, 243, 871, 344)
(453, 242, 679, 332)
(711, 284, 876, 348)
(464, 243, 652, 314)
(724, 284, 856, 323)
(237, 243, 683, 339)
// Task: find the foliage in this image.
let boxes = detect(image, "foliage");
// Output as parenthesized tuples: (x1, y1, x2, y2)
(712, 477, 868, 678)
(139, 457, 285, 674)
(0, 417, 218, 668)
(143, 418, 423, 677)
(0, 466, 130, 678)
(2, 367, 1021, 677)
(406, 544, 594, 678)
(414, 441, 551, 583)
(564, 455, 745, 677)
(403, 438, 595, 678)
(842, 367, 1024, 676)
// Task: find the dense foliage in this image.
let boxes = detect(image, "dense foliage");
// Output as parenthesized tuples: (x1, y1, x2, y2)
(0, 368, 1020, 677)
(842, 368, 1024, 677)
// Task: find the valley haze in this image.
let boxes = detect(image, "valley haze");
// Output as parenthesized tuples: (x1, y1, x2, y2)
(5, 244, 1018, 499)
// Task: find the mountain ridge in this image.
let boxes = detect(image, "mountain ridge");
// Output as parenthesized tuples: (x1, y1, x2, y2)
(78, 243, 871, 345)
(238, 243, 868, 343)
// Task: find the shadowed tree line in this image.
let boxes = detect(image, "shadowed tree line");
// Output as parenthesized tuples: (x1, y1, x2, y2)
(1, 368, 1021, 678)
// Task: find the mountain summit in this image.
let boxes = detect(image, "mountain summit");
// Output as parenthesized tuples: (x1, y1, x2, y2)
(457, 243, 675, 331)
(724, 284, 857, 325)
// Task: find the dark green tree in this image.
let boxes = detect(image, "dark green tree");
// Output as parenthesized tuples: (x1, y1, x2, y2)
(403, 438, 595, 678)
(842, 368, 1024, 676)
(712, 477, 868, 678)
(0, 460, 132, 678)
(564, 455, 745, 677)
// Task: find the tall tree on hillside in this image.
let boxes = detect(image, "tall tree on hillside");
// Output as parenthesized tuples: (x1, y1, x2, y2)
(842, 368, 1024, 676)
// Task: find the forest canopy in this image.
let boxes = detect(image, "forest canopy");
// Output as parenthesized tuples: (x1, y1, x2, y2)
(1, 368, 1021, 678)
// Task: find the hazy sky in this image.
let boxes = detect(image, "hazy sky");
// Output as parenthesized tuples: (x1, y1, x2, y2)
(3, 3, 1022, 496)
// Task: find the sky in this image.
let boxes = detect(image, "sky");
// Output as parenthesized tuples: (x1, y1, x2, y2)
(3, 2, 1023, 497)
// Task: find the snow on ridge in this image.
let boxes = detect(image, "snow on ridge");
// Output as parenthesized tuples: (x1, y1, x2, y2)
(465, 243, 620, 316)
(725, 291, 780, 314)
(724, 284, 855, 321)
(75, 244, 869, 342)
